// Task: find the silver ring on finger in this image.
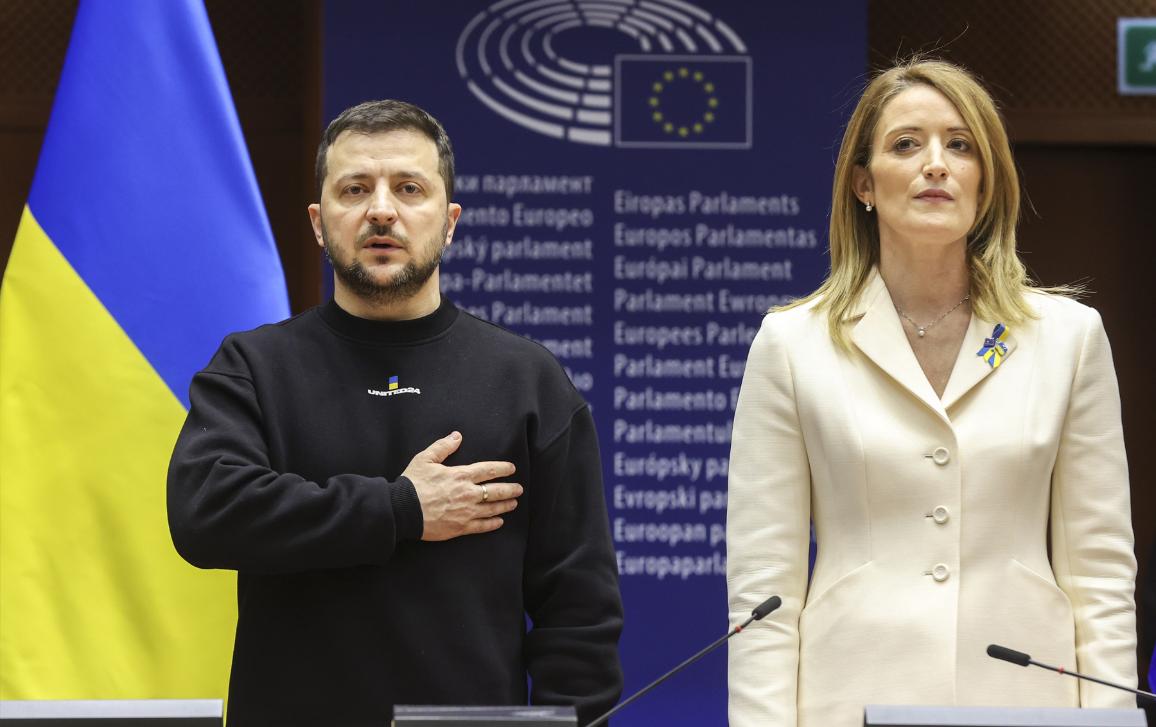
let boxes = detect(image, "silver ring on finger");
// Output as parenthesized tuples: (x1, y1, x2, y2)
(480, 484, 489, 504)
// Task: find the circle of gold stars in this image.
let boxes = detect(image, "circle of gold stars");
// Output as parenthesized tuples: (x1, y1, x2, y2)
(648, 67, 718, 137)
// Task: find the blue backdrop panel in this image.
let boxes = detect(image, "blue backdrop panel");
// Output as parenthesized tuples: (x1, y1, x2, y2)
(324, 2, 864, 723)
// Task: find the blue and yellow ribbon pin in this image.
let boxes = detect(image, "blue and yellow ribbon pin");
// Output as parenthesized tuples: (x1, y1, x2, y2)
(977, 323, 1009, 368)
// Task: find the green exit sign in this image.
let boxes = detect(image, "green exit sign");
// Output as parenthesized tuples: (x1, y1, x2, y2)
(1119, 17, 1156, 95)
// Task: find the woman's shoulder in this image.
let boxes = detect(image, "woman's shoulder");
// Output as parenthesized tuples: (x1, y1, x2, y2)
(1022, 288, 1102, 327)
(761, 296, 825, 334)
(748, 297, 836, 361)
(1017, 289, 1109, 354)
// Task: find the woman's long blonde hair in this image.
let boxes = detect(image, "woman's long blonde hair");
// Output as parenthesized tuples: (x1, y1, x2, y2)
(788, 58, 1046, 348)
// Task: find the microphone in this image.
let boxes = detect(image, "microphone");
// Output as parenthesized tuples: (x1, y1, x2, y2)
(751, 595, 782, 621)
(987, 643, 1155, 705)
(585, 595, 781, 727)
(986, 644, 1031, 667)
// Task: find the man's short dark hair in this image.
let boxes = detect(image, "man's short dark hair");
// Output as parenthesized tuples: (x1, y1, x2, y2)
(315, 99, 455, 201)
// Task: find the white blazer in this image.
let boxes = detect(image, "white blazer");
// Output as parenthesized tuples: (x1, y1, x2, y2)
(727, 271, 1137, 727)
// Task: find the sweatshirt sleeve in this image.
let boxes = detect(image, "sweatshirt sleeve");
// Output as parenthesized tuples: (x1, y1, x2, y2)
(166, 338, 424, 574)
(522, 404, 624, 725)
(1048, 307, 1137, 706)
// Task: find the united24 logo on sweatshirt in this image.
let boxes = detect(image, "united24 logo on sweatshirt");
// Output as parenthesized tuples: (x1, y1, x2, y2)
(368, 375, 421, 398)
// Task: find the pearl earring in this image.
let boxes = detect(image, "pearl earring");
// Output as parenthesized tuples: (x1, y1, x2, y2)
(865, 201, 873, 212)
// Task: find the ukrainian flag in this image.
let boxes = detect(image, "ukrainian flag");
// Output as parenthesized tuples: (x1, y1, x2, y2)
(0, 0, 289, 700)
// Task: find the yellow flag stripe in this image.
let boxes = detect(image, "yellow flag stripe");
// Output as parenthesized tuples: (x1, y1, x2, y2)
(1, 206, 234, 699)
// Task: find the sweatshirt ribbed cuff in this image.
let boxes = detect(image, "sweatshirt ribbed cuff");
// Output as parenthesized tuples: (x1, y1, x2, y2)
(390, 476, 424, 542)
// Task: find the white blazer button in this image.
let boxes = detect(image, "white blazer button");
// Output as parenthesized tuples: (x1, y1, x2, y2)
(932, 505, 950, 524)
(931, 447, 950, 465)
(932, 563, 950, 582)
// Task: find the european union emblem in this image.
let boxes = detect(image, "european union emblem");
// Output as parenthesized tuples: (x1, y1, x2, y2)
(615, 55, 751, 148)
(389, 375, 399, 390)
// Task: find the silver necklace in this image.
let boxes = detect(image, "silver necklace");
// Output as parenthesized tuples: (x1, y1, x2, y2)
(895, 295, 970, 337)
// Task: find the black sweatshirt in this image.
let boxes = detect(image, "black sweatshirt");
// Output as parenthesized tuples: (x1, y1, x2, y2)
(167, 297, 623, 726)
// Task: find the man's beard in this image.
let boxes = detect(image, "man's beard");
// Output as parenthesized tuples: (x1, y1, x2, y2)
(321, 219, 448, 306)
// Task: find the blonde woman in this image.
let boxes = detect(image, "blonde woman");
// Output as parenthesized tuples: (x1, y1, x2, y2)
(726, 59, 1137, 726)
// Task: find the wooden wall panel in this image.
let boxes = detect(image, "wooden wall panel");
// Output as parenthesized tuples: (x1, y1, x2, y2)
(203, 0, 323, 312)
(869, 0, 1156, 143)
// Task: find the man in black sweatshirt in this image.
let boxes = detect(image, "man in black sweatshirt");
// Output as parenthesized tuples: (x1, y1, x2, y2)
(167, 100, 623, 726)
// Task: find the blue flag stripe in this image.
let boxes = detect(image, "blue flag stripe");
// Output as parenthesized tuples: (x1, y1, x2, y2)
(27, 0, 289, 407)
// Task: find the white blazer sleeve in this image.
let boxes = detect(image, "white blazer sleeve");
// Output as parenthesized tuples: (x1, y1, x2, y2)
(1049, 307, 1138, 706)
(727, 314, 812, 727)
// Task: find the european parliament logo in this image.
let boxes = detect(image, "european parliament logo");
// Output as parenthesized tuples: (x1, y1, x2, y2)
(456, 0, 751, 148)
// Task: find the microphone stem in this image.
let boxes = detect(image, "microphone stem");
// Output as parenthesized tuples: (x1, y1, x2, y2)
(585, 616, 753, 727)
(1030, 659, 1156, 704)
